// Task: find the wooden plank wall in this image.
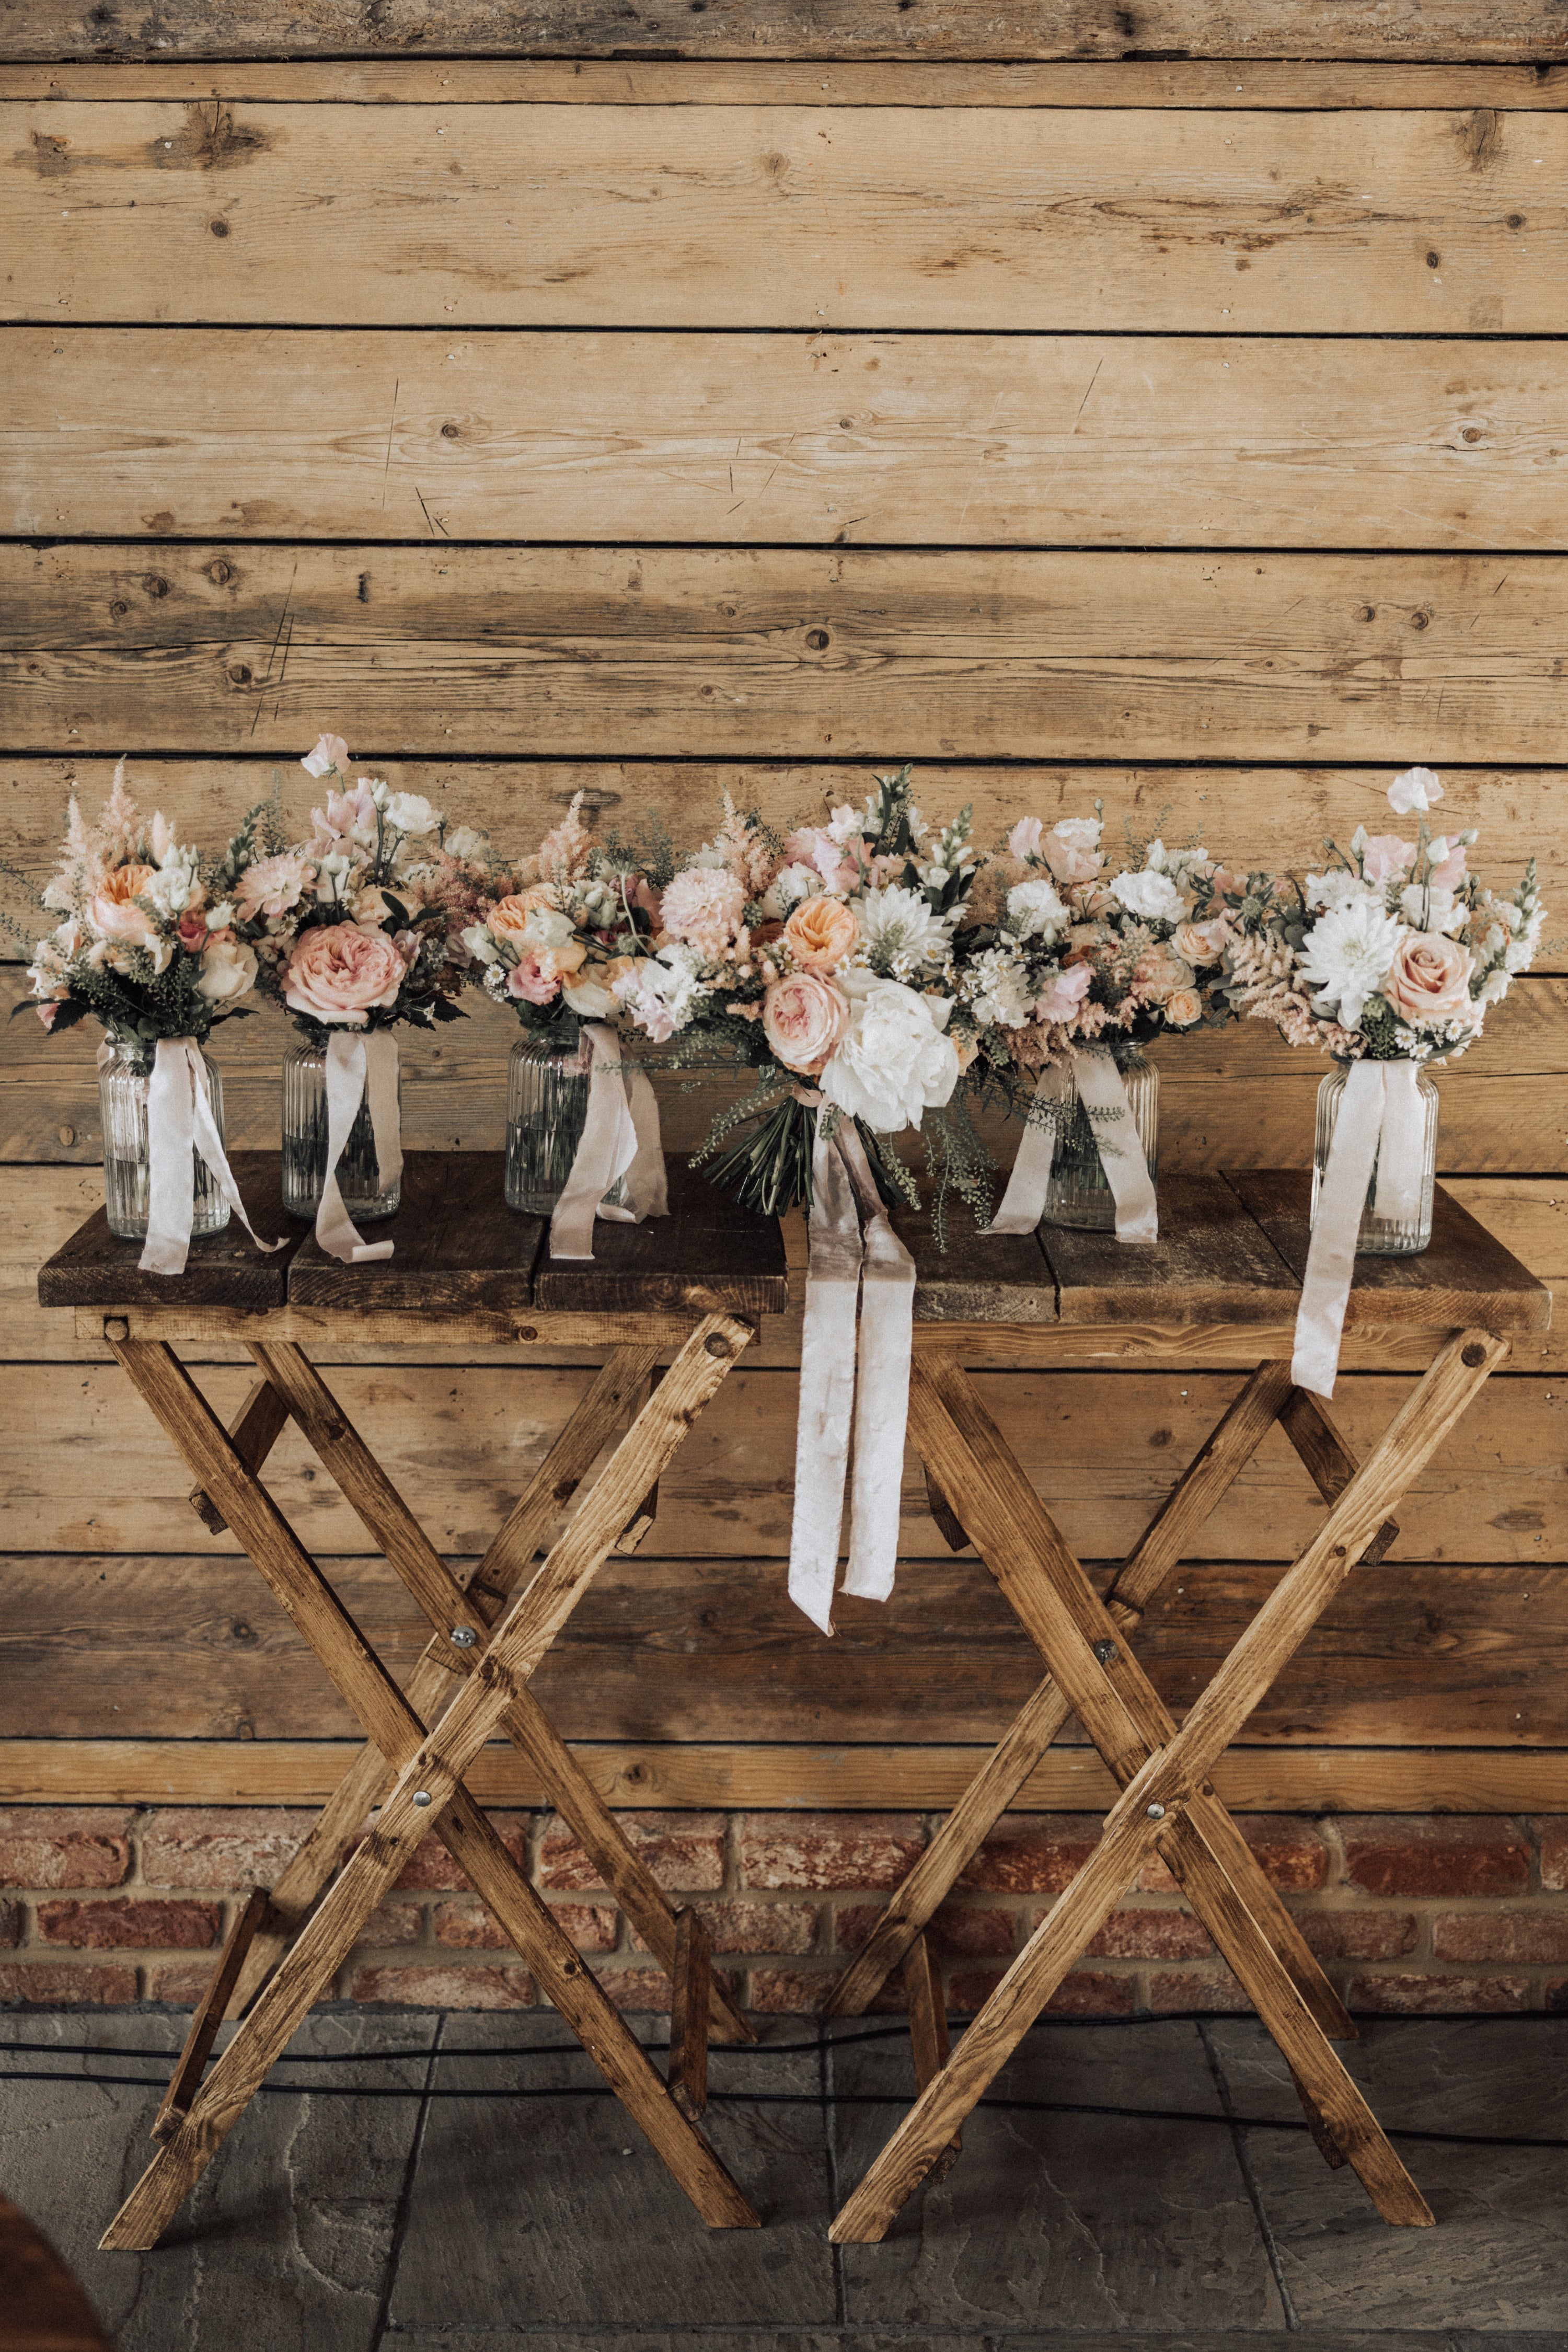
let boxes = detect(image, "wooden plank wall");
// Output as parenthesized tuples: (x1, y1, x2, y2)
(1, 4, 1565, 1816)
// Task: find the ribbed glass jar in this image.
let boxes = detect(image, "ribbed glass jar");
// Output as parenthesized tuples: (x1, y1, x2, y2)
(1041, 1042, 1159, 1232)
(1311, 1060, 1438, 1255)
(505, 1033, 630, 1215)
(281, 1037, 401, 1223)
(99, 1037, 229, 1243)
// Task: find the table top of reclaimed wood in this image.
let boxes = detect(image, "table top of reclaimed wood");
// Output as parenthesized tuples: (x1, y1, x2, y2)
(37, 1155, 1549, 1343)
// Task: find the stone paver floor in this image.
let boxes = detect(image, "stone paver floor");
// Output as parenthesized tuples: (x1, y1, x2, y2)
(2, 2010, 1565, 2350)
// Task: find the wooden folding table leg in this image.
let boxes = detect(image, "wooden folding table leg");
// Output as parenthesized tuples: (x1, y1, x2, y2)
(151, 1887, 270, 2143)
(188, 1375, 290, 1536)
(668, 1906, 712, 2120)
(901, 1934, 961, 2185)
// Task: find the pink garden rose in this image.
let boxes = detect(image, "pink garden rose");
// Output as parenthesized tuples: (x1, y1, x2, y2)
(1362, 834, 1416, 884)
(1383, 931, 1478, 1030)
(283, 921, 406, 1025)
(1032, 961, 1093, 1027)
(90, 863, 159, 948)
(761, 970, 850, 1076)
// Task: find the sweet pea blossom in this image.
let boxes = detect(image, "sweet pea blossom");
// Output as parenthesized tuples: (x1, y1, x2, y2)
(1388, 766, 1444, 816)
(301, 732, 350, 779)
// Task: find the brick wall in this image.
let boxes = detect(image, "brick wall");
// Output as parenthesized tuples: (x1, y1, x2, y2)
(2, 1807, 1567, 2016)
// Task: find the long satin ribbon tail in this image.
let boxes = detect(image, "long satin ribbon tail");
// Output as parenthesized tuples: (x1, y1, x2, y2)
(1373, 1055, 1425, 1222)
(549, 1023, 667, 1261)
(1292, 1057, 1387, 1400)
(315, 1029, 398, 1265)
(836, 1124, 916, 1608)
(139, 1036, 285, 1279)
(986, 1062, 1071, 1235)
(1072, 1047, 1159, 1244)
(787, 1117, 863, 1636)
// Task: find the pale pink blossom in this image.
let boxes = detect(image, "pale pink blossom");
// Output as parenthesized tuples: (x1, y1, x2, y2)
(301, 732, 350, 779)
(1008, 816, 1045, 860)
(284, 921, 405, 1025)
(310, 786, 377, 848)
(661, 867, 747, 954)
(1428, 836, 1469, 891)
(505, 956, 563, 1005)
(234, 851, 313, 922)
(781, 826, 862, 895)
(1042, 824, 1103, 887)
(1362, 834, 1416, 884)
(1032, 962, 1093, 1026)
(761, 970, 850, 1076)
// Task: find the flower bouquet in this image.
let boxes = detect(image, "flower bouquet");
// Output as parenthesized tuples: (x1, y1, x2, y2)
(13, 762, 272, 1270)
(460, 792, 666, 1238)
(223, 731, 474, 1258)
(615, 767, 971, 1219)
(958, 810, 1236, 1238)
(1220, 766, 1543, 1392)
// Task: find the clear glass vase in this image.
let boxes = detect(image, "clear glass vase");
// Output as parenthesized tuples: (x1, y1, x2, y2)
(281, 1037, 401, 1223)
(505, 1033, 630, 1216)
(99, 1037, 230, 1243)
(1311, 1060, 1438, 1255)
(1042, 1043, 1159, 1232)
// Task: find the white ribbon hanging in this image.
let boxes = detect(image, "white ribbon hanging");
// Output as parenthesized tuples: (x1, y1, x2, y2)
(1293, 1057, 1426, 1400)
(788, 1106, 917, 1636)
(986, 1048, 1158, 1245)
(316, 1028, 403, 1265)
(131, 1037, 283, 1279)
(549, 1022, 668, 1261)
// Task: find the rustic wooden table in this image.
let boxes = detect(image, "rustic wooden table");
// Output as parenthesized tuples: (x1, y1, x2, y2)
(825, 1171, 1551, 2243)
(39, 1152, 789, 2250)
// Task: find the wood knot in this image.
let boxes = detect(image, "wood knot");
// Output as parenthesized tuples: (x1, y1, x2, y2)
(1461, 1341, 1487, 1368)
(514, 1325, 538, 1343)
(805, 628, 830, 651)
(704, 1333, 731, 1359)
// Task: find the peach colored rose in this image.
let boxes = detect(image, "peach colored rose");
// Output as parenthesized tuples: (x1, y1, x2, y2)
(1384, 932, 1477, 1030)
(782, 894, 858, 973)
(1132, 943, 1195, 1001)
(762, 971, 850, 1075)
(90, 863, 159, 948)
(1163, 987, 1204, 1028)
(284, 921, 406, 1025)
(1171, 916, 1229, 966)
(486, 888, 558, 942)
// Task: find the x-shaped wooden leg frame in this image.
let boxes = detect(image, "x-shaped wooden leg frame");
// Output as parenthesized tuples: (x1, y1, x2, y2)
(100, 1313, 764, 2250)
(828, 1326, 1509, 2243)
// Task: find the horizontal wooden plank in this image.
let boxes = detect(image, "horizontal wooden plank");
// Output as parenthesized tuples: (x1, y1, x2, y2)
(5, 104, 1565, 332)
(1, 1358, 1560, 1561)
(0, 1737, 1561, 1815)
(13, 330, 1568, 551)
(2, 3, 1563, 66)
(6, 1553, 1565, 1749)
(8, 64, 1568, 108)
(6, 546, 1565, 763)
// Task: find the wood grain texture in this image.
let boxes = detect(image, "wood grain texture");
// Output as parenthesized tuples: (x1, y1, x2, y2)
(5, 105, 1566, 332)
(33, 1151, 298, 1307)
(1038, 1174, 1299, 1328)
(533, 1157, 788, 1317)
(13, 329, 1568, 550)
(1, 5, 1562, 67)
(8, 63, 1568, 108)
(285, 1151, 543, 1313)
(7, 544, 1567, 763)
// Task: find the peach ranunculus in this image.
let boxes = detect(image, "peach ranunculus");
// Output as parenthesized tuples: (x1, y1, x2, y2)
(1171, 915, 1230, 966)
(90, 863, 160, 948)
(1163, 986, 1204, 1028)
(486, 887, 559, 943)
(762, 971, 850, 1076)
(284, 921, 406, 1026)
(781, 894, 858, 973)
(1383, 931, 1478, 1031)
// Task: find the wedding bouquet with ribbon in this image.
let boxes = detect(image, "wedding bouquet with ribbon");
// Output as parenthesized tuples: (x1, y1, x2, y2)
(1222, 767, 1542, 1394)
(461, 792, 668, 1258)
(223, 732, 474, 1264)
(963, 811, 1237, 1244)
(15, 762, 277, 1275)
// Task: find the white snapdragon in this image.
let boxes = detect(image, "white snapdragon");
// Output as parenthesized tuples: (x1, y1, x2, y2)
(818, 972, 959, 1133)
(1297, 897, 1407, 1030)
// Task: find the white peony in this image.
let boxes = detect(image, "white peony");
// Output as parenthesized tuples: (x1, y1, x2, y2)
(1388, 766, 1444, 816)
(964, 947, 1035, 1030)
(1110, 867, 1184, 925)
(197, 938, 257, 1004)
(443, 824, 488, 862)
(1298, 897, 1407, 1031)
(759, 863, 822, 920)
(386, 792, 437, 837)
(1006, 877, 1068, 939)
(855, 885, 953, 977)
(818, 972, 959, 1133)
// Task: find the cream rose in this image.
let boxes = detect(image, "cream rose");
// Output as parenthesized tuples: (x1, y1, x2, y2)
(781, 894, 858, 972)
(90, 863, 159, 948)
(761, 970, 849, 1076)
(284, 921, 406, 1026)
(1163, 987, 1204, 1028)
(1384, 932, 1478, 1030)
(1171, 916, 1229, 966)
(196, 938, 258, 1005)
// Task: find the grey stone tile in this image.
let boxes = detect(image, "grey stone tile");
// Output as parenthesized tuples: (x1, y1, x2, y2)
(827, 2016, 1284, 2332)
(386, 2013, 837, 2330)
(0, 2007, 435, 2352)
(1206, 2017, 1568, 2333)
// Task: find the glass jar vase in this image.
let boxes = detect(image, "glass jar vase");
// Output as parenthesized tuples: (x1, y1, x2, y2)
(1042, 1042, 1159, 1232)
(99, 1037, 230, 1243)
(281, 1038, 401, 1223)
(505, 1033, 631, 1216)
(1311, 1060, 1438, 1255)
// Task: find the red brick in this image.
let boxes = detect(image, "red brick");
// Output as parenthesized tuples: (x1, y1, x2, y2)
(1137, 1817, 1329, 1896)
(1083, 1906, 1214, 1962)
(435, 1900, 617, 1953)
(0, 1963, 138, 2004)
(0, 1807, 133, 1891)
(836, 1901, 1015, 1960)
(542, 1812, 723, 1895)
(1341, 1817, 1530, 1900)
(0, 1900, 19, 1950)
(949, 1967, 1133, 2016)
(956, 1815, 1101, 1896)
(740, 1813, 923, 1893)
(353, 1902, 423, 1951)
(1148, 1968, 1252, 2014)
(37, 1897, 220, 1951)
(595, 1965, 671, 2012)
(1298, 1910, 1417, 1961)
(349, 1964, 536, 2008)
(139, 1807, 315, 1891)
(393, 1815, 531, 1893)
(147, 1963, 218, 2005)
(1533, 1818, 1568, 1893)
(1433, 1910, 1568, 1964)
(631, 1900, 815, 1958)
(1348, 1972, 1530, 2014)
